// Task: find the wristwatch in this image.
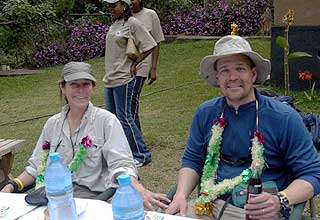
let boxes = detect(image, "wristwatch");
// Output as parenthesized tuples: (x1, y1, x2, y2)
(277, 192, 290, 211)
(7, 179, 19, 192)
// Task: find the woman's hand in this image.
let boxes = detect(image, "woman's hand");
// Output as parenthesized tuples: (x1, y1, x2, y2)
(148, 68, 157, 85)
(130, 62, 137, 77)
(130, 47, 154, 77)
(130, 176, 170, 211)
(140, 188, 171, 211)
(0, 184, 14, 193)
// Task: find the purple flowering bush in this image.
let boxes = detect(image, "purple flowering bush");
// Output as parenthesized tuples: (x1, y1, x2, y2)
(69, 23, 109, 61)
(34, 29, 69, 67)
(162, 0, 270, 36)
(33, 23, 109, 68)
(33, 0, 270, 68)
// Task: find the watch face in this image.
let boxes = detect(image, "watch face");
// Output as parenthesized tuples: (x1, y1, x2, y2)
(278, 193, 290, 210)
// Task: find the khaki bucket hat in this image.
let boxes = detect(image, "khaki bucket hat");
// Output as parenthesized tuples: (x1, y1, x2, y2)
(200, 35, 271, 87)
(103, 0, 131, 5)
(61, 62, 96, 82)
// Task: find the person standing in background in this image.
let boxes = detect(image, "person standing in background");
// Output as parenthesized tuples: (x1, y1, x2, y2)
(103, 0, 156, 167)
(131, 0, 165, 130)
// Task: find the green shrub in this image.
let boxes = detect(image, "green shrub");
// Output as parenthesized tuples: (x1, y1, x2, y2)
(73, 3, 111, 25)
(145, 0, 193, 21)
(0, 0, 56, 67)
(55, 0, 74, 18)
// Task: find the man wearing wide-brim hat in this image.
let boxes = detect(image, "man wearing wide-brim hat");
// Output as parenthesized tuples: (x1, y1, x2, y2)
(165, 35, 320, 219)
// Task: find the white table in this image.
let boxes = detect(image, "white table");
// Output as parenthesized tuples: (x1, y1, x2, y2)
(0, 193, 199, 220)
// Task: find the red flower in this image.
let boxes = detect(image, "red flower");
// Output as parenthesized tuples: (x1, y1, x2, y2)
(200, 191, 208, 196)
(213, 117, 228, 128)
(42, 140, 50, 150)
(304, 71, 313, 81)
(254, 131, 265, 143)
(298, 70, 313, 81)
(81, 136, 92, 148)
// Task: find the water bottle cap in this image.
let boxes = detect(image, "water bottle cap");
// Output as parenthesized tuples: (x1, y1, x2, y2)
(117, 174, 131, 185)
(49, 152, 60, 161)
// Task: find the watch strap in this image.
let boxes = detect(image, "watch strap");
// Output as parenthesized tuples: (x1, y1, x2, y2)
(7, 179, 19, 192)
(277, 191, 290, 211)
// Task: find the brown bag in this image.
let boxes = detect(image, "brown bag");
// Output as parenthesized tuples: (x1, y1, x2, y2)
(126, 33, 139, 60)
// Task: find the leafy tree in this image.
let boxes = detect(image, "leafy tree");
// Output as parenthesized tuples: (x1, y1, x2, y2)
(0, 0, 56, 66)
(56, 0, 74, 17)
(145, 0, 193, 21)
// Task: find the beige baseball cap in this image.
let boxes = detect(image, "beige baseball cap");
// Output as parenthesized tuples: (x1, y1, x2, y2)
(61, 62, 96, 82)
(200, 35, 271, 87)
(103, 0, 131, 5)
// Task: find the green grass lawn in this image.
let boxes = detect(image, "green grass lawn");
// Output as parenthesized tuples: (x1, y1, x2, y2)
(1, 39, 319, 215)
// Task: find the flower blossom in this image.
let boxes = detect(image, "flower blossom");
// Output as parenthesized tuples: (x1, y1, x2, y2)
(81, 136, 93, 148)
(298, 70, 313, 81)
(254, 131, 265, 143)
(42, 140, 50, 150)
(283, 9, 294, 26)
(213, 118, 228, 128)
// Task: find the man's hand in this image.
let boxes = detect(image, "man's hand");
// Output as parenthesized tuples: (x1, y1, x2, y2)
(244, 192, 282, 219)
(148, 68, 157, 85)
(165, 195, 188, 217)
(140, 189, 171, 211)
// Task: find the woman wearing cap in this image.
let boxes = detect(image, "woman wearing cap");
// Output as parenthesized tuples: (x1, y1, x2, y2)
(103, 0, 156, 167)
(130, 0, 165, 131)
(1, 62, 170, 210)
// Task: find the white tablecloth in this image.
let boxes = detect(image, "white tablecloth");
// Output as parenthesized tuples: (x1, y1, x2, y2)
(0, 193, 198, 220)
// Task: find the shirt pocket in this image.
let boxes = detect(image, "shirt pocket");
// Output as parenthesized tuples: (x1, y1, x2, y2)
(83, 137, 103, 167)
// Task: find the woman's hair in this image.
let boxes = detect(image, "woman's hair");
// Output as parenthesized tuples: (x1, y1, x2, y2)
(139, 0, 144, 9)
(59, 80, 68, 104)
(121, 1, 132, 21)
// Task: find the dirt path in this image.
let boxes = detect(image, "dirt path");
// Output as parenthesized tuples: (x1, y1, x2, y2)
(0, 69, 42, 76)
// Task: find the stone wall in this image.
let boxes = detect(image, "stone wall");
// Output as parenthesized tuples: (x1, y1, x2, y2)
(274, 0, 320, 26)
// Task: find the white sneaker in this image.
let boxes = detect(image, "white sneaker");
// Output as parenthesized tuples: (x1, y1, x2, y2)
(134, 159, 144, 168)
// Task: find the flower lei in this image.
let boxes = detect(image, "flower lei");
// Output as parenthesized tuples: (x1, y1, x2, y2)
(194, 116, 265, 216)
(35, 141, 50, 189)
(69, 136, 93, 173)
(35, 136, 93, 189)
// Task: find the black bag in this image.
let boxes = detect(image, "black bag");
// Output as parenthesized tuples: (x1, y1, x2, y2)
(302, 113, 320, 150)
(258, 88, 320, 150)
(25, 186, 48, 206)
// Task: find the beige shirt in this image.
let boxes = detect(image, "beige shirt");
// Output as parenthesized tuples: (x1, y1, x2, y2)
(133, 8, 165, 78)
(26, 102, 137, 192)
(104, 16, 157, 87)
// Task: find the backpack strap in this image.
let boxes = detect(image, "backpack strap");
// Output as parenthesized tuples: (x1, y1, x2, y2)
(310, 114, 320, 150)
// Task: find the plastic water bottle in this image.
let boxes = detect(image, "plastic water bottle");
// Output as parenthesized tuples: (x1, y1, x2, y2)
(112, 174, 144, 220)
(44, 152, 77, 220)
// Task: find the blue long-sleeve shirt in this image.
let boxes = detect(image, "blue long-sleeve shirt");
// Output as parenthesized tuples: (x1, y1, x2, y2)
(182, 91, 320, 195)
